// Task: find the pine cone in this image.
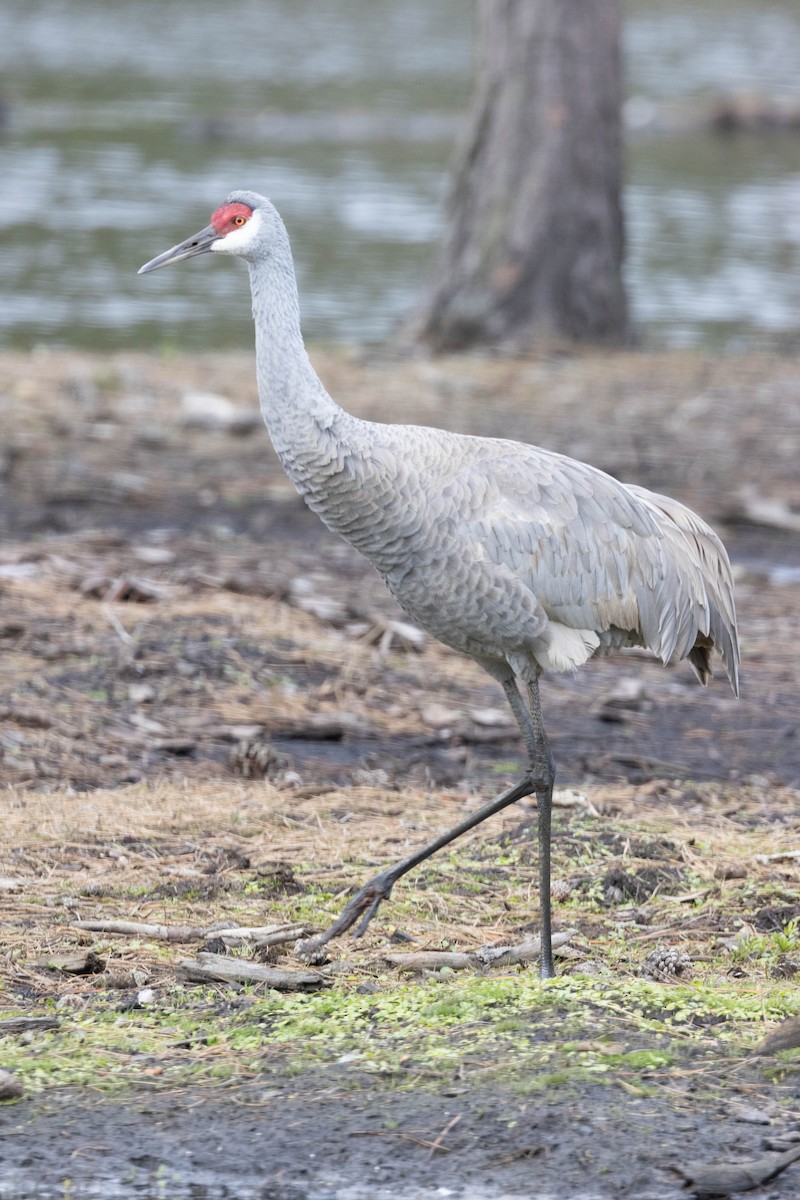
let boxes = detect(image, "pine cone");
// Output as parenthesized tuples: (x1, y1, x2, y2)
(642, 944, 693, 982)
(551, 878, 575, 902)
(230, 739, 290, 781)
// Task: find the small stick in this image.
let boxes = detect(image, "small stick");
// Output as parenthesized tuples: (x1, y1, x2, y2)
(71, 920, 313, 946)
(383, 930, 575, 973)
(101, 603, 135, 645)
(427, 1113, 462, 1157)
(215, 925, 313, 946)
(382, 951, 473, 972)
(71, 920, 208, 942)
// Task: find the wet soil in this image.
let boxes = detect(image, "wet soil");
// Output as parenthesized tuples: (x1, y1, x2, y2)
(1, 349, 799, 1198)
(2, 1068, 799, 1200)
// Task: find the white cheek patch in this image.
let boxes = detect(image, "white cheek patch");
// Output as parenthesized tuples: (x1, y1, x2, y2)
(211, 211, 261, 256)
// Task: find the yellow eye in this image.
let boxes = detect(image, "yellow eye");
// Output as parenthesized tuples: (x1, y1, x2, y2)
(232, 216, 247, 227)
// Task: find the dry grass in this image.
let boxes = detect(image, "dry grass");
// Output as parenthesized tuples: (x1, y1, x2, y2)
(2, 770, 799, 1006)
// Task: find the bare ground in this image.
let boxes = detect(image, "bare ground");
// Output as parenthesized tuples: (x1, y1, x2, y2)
(0, 347, 799, 1198)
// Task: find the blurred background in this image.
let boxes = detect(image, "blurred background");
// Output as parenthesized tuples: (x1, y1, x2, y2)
(2, 0, 800, 354)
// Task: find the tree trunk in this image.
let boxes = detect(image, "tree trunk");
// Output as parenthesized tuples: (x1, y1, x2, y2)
(411, 0, 629, 351)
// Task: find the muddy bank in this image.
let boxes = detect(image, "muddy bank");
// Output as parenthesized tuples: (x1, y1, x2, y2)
(3, 1064, 800, 1200)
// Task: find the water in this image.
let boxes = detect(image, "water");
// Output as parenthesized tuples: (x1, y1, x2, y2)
(1, 0, 799, 352)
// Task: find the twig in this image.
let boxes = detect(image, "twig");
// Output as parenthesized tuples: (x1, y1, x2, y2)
(427, 1113, 462, 1157)
(101, 603, 134, 645)
(72, 920, 208, 942)
(625, 926, 737, 944)
(70, 920, 313, 946)
(352, 1128, 450, 1152)
(234, 925, 314, 949)
(383, 929, 576, 973)
(383, 950, 474, 971)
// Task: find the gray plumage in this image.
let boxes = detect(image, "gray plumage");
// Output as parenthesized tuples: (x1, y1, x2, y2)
(139, 190, 740, 976)
(239, 191, 738, 698)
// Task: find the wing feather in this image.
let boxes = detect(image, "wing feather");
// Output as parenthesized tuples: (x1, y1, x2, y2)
(443, 439, 739, 691)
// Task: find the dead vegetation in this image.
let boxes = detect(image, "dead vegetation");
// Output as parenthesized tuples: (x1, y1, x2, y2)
(2, 772, 799, 1002)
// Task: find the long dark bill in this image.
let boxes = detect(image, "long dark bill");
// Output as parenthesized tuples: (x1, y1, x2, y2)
(138, 224, 219, 274)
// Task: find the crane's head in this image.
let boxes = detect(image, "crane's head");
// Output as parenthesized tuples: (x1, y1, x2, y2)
(138, 190, 273, 274)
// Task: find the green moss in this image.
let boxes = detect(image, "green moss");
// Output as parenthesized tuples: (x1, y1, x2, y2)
(2, 972, 796, 1101)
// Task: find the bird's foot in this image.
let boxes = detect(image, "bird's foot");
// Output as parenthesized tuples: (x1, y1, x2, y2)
(295, 870, 396, 963)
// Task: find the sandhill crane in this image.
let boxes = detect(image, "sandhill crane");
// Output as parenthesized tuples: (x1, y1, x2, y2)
(140, 191, 740, 978)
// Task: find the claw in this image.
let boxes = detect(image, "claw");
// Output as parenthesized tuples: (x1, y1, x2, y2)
(295, 871, 396, 961)
(353, 889, 389, 939)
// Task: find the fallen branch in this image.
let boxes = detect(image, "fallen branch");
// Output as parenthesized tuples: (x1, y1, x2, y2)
(176, 951, 327, 992)
(242, 925, 313, 950)
(71, 920, 312, 947)
(72, 920, 208, 942)
(383, 930, 576, 973)
(477, 930, 577, 967)
(383, 950, 474, 971)
(36, 951, 105, 975)
(0, 1017, 60, 1037)
(676, 1143, 800, 1196)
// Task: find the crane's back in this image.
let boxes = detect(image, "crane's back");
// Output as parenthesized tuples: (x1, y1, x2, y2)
(281, 412, 739, 694)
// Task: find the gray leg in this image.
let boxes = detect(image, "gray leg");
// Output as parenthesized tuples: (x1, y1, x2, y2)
(296, 774, 537, 960)
(297, 672, 556, 980)
(499, 675, 556, 979)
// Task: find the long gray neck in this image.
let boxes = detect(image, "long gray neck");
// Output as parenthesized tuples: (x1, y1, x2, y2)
(246, 223, 351, 482)
(245, 214, 411, 570)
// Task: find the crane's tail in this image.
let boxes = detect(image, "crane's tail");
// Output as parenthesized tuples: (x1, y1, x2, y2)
(629, 486, 740, 697)
(687, 635, 713, 688)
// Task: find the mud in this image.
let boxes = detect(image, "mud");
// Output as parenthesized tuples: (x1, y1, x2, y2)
(2, 1068, 799, 1200)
